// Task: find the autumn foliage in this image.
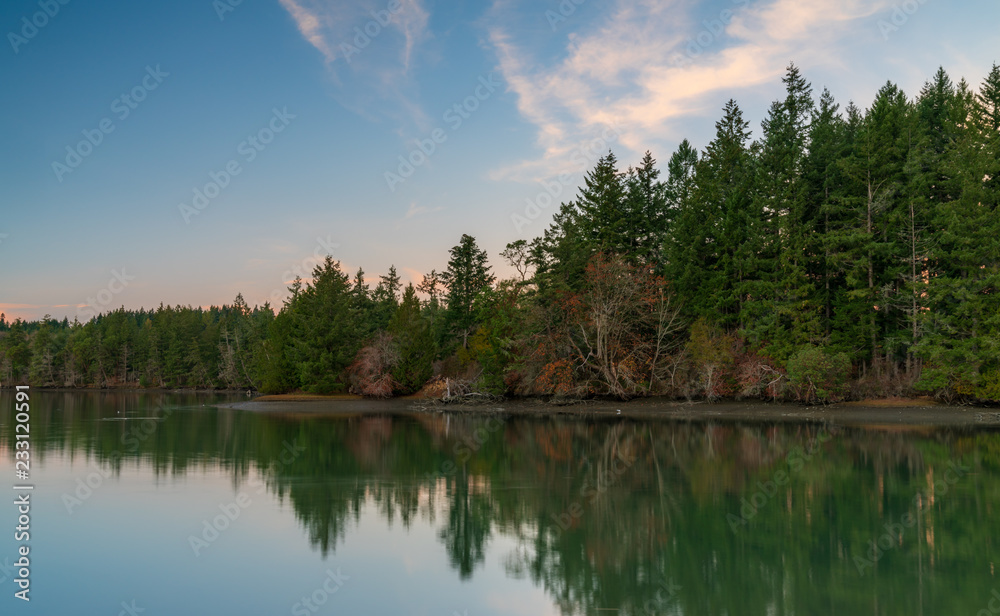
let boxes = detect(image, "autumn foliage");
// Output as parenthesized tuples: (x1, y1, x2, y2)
(346, 332, 400, 399)
(522, 254, 684, 399)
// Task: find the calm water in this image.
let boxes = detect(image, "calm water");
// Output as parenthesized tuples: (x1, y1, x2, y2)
(1, 392, 998, 615)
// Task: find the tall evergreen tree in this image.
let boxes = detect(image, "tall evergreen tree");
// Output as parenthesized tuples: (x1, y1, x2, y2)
(804, 89, 850, 343)
(622, 151, 668, 265)
(890, 69, 958, 373)
(371, 265, 402, 331)
(531, 152, 628, 296)
(916, 66, 1000, 397)
(575, 151, 628, 254)
(745, 64, 819, 359)
(662, 139, 702, 300)
(692, 99, 757, 327)
(441, 234, 495, 348)
(840, 82, 911, 364)
(284, 257, 365, 393)
(388, 284, 435, 393)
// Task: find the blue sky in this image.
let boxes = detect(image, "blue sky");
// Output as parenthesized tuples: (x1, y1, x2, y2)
(1, 0, 998, 321)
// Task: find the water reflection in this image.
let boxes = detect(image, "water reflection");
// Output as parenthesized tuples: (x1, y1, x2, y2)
(2, 391, 999, 615)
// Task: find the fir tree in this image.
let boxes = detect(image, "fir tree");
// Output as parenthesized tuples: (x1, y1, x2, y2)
(441, 234, 495, 348)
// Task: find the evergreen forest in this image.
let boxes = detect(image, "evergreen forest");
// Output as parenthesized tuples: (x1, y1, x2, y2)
(3, 63, 1000, 404)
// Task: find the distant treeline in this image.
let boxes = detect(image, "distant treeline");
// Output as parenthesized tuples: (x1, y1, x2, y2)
(3, 62, 999, 403)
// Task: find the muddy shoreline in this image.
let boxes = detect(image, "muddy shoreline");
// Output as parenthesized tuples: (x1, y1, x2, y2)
(223, 396, 1000, 428)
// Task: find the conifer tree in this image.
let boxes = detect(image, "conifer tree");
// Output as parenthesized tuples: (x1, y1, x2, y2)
(840, 82, 911, 364)
(622, 151, 668, 265)
(692, 99, 757, 327)
(804, 89, 850, 343)
(662, 139, 702, 300)
(441, 234, 495, 348)
(745, 64, 819, 358)
(388, 284, 435, 393)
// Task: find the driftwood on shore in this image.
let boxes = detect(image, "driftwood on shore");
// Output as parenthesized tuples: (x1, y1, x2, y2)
(410, 376, 505, 406)
(438, 377, 504, 404)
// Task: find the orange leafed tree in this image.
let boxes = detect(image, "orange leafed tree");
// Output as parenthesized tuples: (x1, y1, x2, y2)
(539, 254, 684, 399)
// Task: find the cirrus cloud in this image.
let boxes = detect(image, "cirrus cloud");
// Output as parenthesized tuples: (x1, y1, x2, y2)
(486, 0, 894, 182)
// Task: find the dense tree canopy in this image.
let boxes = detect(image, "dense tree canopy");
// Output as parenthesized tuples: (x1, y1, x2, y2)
(4, 62, 1000, 402)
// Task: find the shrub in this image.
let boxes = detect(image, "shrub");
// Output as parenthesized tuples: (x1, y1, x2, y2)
(346, 332, 400, 398)
(786, 346, 851, 404)
(733, 351, 784, 400)
(684, 318, 735, 401)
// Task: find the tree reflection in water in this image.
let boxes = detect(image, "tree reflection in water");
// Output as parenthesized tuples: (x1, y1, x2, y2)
(6, 391, 1000, 616)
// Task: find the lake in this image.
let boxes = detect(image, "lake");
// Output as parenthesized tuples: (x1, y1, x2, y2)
(1, 391, 998, 615)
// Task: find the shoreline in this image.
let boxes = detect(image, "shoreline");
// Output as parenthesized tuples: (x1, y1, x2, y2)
(0, 386, 980, 408)
(222, 396, 1000, 428)
(7, 388, 999, 427)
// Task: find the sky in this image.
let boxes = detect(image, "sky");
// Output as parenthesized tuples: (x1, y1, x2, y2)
(1, 0, 998, 322)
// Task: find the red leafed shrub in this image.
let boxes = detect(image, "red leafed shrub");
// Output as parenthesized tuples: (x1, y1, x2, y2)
(532, 254, 684, 399)
(346, 332, 401, 398)
(535, 358, 577, 397)
(733, 349, 785, 400)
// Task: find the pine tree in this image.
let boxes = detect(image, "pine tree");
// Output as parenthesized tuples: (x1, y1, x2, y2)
(804, 88, 850, 343)
(388, 284, 435, 393)
(916, 66, 1000, 397)
(441, 234, 495, 349)
(575, 151, 628, 254)
(745, 64, 819, 359)
(691, 99, 757, 327)
(530, 153, 627, 297)
(371, 265, 402, 330)
(892, 68, 957, 374)
(622, 151, 668, 265)
(662, 139, 702, 303)
(840, 82, 911, 364)
(284, 257, 364, 393)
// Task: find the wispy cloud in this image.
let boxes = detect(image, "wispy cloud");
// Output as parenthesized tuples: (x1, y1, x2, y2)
(486, 0, 893, 182)
(403, 202, 444, 220)
(400, 266, 423, 282)
(394, 202, 445, 229)
(278, 0, 337, 64)
(277, 0, 432, 127)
